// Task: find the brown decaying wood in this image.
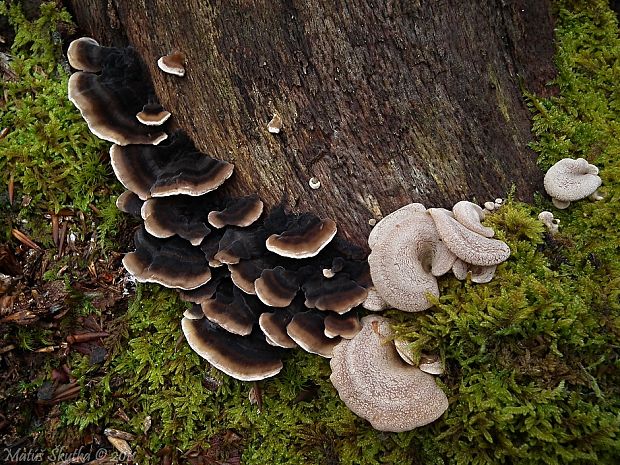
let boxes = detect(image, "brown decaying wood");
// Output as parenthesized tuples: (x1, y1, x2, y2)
(67, 0, 555, 247)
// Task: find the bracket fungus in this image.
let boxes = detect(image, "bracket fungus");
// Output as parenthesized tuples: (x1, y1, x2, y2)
(258, 311, 298, 348)
(543, 158, 602, 209)
(157, 51, 186, 76)
(330, 316, 448, 432)
(110, 135, 234, 199)
(67, 37, 109, 72)
(68, 72, 168, 146)
(141, 196, 213, 246)
(67, 39, 374, 402)
(367, 201, 510, 312)
(122, 228, 212, 290)
(181, 315, 283, 381)
(208, 195, 264, 229)
(323, 312, 361, 339)
(287, 310, 342, 358)
(266, 216, 337, 258)
(136, 103, 171, 126)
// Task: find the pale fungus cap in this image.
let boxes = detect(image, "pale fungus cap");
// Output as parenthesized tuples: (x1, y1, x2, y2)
(393, 341, 445, 375)
(451, 258, 469, 280)
(538, 211, 559, 234)
(368, 203, 426, 249)
(452, 201, 494, 238)
(543, 158, 602, 209)
(428, 208, 510, 267)
(469, 264, 497, 284)
(368, 210, 441, 312)
(330, 316, 449, 432)
(362, 287, 391, 312)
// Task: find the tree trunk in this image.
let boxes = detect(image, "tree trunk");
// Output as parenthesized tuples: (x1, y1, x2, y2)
(67, 0, 555, 247)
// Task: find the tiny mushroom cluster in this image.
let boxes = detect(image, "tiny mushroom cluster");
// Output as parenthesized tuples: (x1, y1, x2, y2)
(543, 158, 602, 209)
(66, 38, 371, 383)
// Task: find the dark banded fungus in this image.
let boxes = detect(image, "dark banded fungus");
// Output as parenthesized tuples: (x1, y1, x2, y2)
(67, 37, 109, 72)
(122, 227, 211, 290)
(157, 51, 186, 76)
(208, 195, 264, 229)
(136, 103, 171, 126)
(286, 310, 341, 358)
(115, 191, 143, 217)
(201, 285, 263, 336)
(266, 216, 337, 258)
(141, 195, 214, 246)
(110, 134, 233, 199)
(68, 72, 167, 146)
(255, 266, 300, 307)
(181, 316, 283, 381)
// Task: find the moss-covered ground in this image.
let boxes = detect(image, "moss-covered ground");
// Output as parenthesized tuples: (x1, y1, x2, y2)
(0, 0, 618, 464)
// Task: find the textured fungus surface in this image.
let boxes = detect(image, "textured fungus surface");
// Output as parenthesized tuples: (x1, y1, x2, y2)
(330, 316, 448, 431)
(368, 211, 441, 312)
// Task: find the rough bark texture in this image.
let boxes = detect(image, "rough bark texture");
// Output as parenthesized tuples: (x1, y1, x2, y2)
(67, 0, 555, 247)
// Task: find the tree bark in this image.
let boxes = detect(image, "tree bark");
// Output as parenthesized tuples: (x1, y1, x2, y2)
(67, 0, 555, 247)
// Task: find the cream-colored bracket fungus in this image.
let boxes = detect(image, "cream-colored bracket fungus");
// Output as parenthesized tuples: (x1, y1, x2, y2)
(367, 208, 454, 312)
(330, 316, 448, 432)
(543, 158, 602, 209)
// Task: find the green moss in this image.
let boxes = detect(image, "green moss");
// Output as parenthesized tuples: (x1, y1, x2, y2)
(7, 0, 614, 464)
(0, 1, 122, 250)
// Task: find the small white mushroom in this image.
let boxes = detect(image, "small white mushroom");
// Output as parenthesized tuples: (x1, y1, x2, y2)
(322, 268, 336, 278)
(538, 211, 559, 234)
(309, 177, 321, 189)
(484, 201, 496, 212)
(469, 264, 497, 283)
(543, 158, 602, 209)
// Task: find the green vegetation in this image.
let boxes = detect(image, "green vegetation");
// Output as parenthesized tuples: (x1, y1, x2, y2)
(1, 0, 618, 464)
(0, 1, 122, 247)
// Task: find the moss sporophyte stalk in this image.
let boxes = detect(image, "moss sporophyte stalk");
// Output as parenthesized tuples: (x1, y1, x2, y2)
(1, 0, 618, 464)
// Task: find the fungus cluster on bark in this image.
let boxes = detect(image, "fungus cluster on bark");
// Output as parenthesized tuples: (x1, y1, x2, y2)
(365, 200, 511, 313)
(67, 38, 370, 383)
